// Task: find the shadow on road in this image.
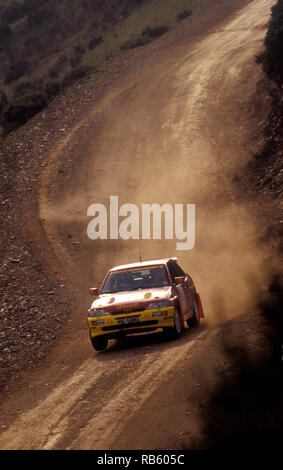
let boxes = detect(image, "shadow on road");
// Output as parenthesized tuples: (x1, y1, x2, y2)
(191, 274, 283, 449)
(94, 322, 208, 361)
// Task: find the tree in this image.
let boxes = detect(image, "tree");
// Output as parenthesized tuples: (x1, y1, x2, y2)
(258, 1, 283, 87)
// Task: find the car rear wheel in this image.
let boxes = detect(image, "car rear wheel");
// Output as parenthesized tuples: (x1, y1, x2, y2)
(90, 334, 108, 351)
(187, 296, 200, 328)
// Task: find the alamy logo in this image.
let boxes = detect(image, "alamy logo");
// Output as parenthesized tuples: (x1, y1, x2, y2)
(87, 196, 195, 251)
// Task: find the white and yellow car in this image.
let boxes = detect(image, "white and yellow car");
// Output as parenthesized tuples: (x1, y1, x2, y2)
(88, 257, 204, 351)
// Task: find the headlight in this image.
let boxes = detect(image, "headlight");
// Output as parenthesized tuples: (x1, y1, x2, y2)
(89, 309, 110, 317)
(147, 300, 171, 310)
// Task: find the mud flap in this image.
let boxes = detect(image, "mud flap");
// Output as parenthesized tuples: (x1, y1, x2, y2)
(197, 293, 204, 318)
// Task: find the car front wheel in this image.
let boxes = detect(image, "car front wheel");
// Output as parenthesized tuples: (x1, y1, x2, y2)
(164, 304, 183, 339)
(90, 334, 108, 351)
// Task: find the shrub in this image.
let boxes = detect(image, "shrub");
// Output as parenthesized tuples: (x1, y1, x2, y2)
(48, 55, 68, 79)
(142, 25, 169, 39)
(48, 68, 59, 79)
(69, 44, 85, 68)
(24, 34, 42, 50)
(0, 90, 8, 113)
(12, 80, 43, 99)
(3, 93, 47, 129)
(0, 24, 13, 41)
(27, 7, 53, 26)
(73, 44, 85, 55)
(88, 36, 103, 50)
(1, 2, 27, 24)
(121, 0, 146, 17)
(45, 81, 62, 99)
(4, 60, 30, 84)
(102, 9, 118, 26)
(69, 54, 82, 68)
(176, 9, 193, 23)
(121, 37, 149, 50)
(121, 24, 169, 50)
(257, 0, 283, 87)
(62, 67, 89, 88)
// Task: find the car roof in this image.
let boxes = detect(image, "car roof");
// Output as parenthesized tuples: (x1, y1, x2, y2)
(109, 258, 177, 272)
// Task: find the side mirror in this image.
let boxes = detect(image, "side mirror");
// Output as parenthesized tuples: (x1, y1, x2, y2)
(89, 287, 99, 296)
(175, 276, 185, 285)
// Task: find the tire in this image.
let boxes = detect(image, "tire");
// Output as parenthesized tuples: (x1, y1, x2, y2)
(164, 304, 183, 339)
(90, 334, 108, 351)
(187, 295, 200, 328)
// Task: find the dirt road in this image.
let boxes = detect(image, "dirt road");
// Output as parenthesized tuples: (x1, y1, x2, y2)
(0, 0, 277, 450)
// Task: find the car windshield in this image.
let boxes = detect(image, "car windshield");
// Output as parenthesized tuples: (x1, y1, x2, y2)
(100, 266, 170, 294)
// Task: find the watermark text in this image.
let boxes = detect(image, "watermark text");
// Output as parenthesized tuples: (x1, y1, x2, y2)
(87, 196, 195, 251)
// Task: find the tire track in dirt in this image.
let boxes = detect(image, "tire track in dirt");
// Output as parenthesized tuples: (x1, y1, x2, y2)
(0, 328, 209, 450)
(67, 329, 209, 450)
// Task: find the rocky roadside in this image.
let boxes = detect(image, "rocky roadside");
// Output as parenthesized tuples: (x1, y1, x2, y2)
(238, 77, 283, 257)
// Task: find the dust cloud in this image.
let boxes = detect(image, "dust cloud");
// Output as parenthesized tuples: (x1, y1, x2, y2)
(38, 0, 277, 328)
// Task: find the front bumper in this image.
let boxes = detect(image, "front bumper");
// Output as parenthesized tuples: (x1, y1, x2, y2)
(88, 306, 175, 338)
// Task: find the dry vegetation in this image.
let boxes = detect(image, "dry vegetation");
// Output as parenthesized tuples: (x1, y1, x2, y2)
(0, 0, 210, 137)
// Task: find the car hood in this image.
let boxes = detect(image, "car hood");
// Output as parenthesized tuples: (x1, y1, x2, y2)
(90, 286, 172, 311)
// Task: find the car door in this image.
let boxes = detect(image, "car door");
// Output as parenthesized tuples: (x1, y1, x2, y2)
(168, 261, 188, 315)
(175, 262, 193, 314)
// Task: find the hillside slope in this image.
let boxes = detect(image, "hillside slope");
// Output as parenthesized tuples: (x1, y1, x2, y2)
(240, 0, 282, 254)
(0, 0, 213, 136)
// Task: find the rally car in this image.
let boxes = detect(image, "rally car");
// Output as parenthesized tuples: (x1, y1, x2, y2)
(88, 257, 204, 351)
